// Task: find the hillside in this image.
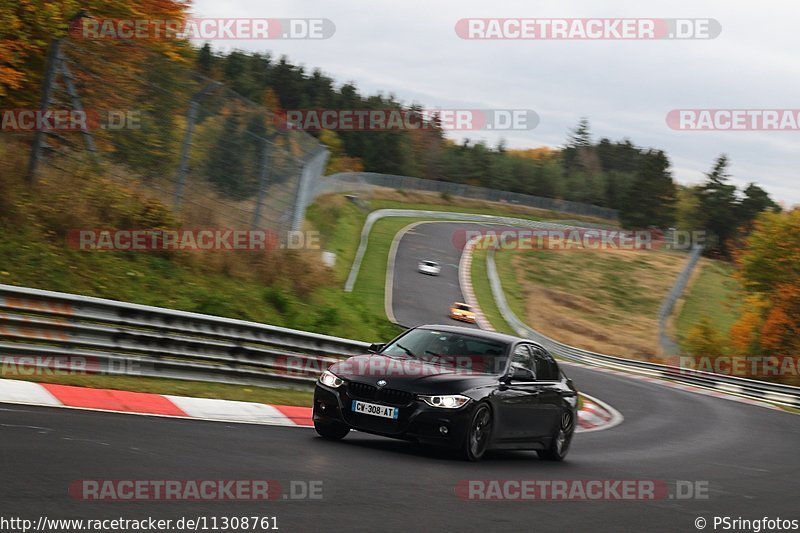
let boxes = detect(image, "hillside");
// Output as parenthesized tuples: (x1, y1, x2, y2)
(0, 137, 397, 341)
(489, 247, 703, 359)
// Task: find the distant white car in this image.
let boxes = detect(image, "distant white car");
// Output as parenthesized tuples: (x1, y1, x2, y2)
(418, 260, 441, 276)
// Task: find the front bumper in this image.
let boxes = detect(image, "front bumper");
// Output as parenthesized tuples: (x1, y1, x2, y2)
(313, 383, 474, 447)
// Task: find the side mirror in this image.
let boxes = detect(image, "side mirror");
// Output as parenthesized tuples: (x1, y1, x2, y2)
(368, 343, 385, 353)
(507, 364, 535, 381)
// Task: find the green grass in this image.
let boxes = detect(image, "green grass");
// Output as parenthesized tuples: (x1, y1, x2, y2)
(306, 190, 612, 285)
(2, 372, 313, 406)
(305, 196, 368, 281)
(674, 260, 739, 346)
(363, 189, 617, 227)
(475, 247, 696, 358)
(470, 247, 516, 335)
(0, 177, 615, 399)
(368, 199, 547, 222)
(307, 199, 454, 331)
(499, 249, 684, 327)
(353, 217, 463, 325)
(306, 192, 572, 329)
(493, 249, 530, 323)
(0, 226, 392, 341)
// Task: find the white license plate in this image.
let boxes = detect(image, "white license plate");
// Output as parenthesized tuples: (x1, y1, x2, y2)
(351, 400, 398, 420)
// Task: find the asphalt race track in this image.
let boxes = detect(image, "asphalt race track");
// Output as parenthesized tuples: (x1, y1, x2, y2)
(390, 221, 498, 329)
(1, 221, 799, 532)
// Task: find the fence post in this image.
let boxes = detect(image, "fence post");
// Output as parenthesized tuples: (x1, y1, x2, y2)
(251, 137, 271, 228)
(290, 149, 329, 232)
(27, 38, 62, 184)
(173, 81, 220, 209)
(58, 50, 97, 158)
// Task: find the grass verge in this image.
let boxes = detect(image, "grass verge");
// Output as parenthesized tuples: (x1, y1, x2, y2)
(673, 259, 739, 347)
(469, 247, 516, 335)
(488, 248, 690, 359)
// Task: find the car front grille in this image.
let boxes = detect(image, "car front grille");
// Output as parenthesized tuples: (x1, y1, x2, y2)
(347, 381, 414, 406)
(347, 381, 377, 401)
(378, 387, 414, 406)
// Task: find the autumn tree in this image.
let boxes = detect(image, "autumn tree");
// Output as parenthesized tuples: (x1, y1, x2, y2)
(1, 0, 191, 106)
(730, 209, 800, 359)
(685, 318, 727, 358)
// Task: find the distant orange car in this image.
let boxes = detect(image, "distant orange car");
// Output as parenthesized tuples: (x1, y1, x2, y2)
(449, 302, 476, 323)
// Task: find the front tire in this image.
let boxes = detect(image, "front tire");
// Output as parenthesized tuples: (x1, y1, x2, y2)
(460, 403, 493, 461)
(537, 410, 574, 461)
(314, 420, 350, 441)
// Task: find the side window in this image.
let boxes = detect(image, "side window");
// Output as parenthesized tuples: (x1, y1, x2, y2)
(532, 346, 559, 381)
(511, 344, 536, 380)
(546, 353, 561, 380)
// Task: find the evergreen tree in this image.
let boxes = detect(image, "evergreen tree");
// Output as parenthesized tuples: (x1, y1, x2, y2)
(619, 150, 676, 228)
(698, 155, 739, 256)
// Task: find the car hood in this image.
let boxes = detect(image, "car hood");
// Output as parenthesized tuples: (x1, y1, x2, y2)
(329, 354, 497, 394)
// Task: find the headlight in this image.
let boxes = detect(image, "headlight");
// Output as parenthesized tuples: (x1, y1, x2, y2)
(419, 394, 471, 409)
(319, 370, 344, 388)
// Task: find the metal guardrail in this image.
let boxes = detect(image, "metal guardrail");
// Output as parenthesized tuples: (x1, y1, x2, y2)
(316, 172, 619, 220)
(657, 245, 704, 355)
(0, 284, 369, 390)
(483, 248, 800, 409)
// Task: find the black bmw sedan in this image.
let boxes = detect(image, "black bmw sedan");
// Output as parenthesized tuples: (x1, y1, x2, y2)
(313, 324, 578, 461)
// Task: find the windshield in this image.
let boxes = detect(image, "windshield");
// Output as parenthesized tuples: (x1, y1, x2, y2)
(422, 261, 437, 266)
(455, 304, 472, 311)
(381, 328, 508, 374)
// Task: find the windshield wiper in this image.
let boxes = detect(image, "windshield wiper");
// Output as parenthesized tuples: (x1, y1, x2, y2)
(394, 343, 415, 357)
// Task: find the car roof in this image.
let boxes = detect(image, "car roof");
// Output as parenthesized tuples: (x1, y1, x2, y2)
(415, 324, 522, 344)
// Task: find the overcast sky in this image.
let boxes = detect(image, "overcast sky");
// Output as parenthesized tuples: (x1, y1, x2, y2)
(192, 0, 800, 206)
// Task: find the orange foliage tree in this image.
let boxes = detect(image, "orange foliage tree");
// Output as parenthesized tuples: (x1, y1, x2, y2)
(0, 0, 192, 106)
(731, 208, 800, 356)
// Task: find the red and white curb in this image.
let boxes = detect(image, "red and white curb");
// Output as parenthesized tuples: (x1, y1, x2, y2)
(458, 236, 493, 330)
(578, 393, 623, 432)
(0, 378, 620, 433)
